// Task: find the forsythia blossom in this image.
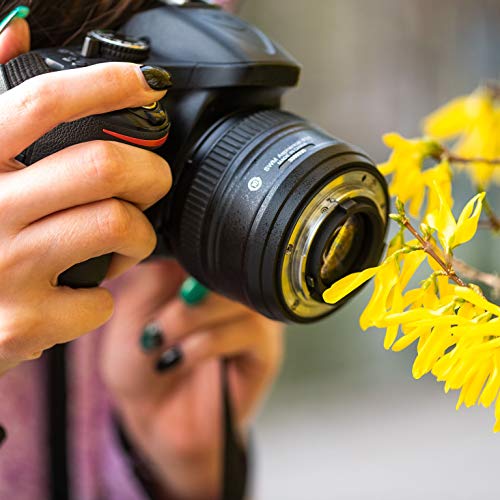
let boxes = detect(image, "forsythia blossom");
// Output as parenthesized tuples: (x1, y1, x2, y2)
(325, 84, 499, 431)
(378, 133, 450, 218)
(425, 183, 485, 254)
(424, 86, 500, 187)
(323, 191, 500, 431)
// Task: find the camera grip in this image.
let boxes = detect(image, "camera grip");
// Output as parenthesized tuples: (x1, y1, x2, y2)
(18, 118, 120, 288)
(18, 112, 169, 289)
(58, 254, 113, 288)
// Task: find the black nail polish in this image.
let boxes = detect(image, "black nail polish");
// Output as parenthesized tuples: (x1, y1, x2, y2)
(156, 346, 183, 373)
(0, 425, 6, 447)
(140, 65, 172, 90)
(140, 323, 165, 352)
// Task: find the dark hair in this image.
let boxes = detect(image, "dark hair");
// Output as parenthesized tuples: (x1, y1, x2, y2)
(0, 0, 159, 47)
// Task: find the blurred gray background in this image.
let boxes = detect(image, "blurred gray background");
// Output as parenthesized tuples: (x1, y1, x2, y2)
(238, 1, 500, 499)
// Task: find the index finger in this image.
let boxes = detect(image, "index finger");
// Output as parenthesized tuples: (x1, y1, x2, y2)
(0, 62, 170, 160)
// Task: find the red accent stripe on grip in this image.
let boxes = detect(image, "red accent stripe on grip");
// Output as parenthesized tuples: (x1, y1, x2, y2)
(102, 129, 169, 147)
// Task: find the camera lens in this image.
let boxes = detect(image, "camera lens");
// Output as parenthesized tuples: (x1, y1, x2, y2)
(165, 109, 389, 323)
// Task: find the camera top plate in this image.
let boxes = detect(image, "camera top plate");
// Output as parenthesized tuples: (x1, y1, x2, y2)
(121, 5, 301, 89)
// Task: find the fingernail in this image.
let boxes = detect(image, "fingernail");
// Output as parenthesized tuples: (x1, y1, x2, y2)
(156, 346, 183, 373)
(140, 323, 165, 352)
(180, 277, 209, 306)
(140, 65, 172, 90)
(0, 6, 30, 36)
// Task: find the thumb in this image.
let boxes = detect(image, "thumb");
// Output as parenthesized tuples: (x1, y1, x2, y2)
(0, 17, 30, 64)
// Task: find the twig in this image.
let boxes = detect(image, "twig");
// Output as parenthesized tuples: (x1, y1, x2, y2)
(478, 220, 496, 229)
(452, 258, 500, 299)
(447, 154, 500, 165)
(480, 194, 500, 232)
(484, 81, 500, 100)
(431, 147, 500, 166)
(402, 219, 468, 288)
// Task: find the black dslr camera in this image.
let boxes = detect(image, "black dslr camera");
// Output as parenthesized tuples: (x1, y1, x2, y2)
(1, 2, 388, 323)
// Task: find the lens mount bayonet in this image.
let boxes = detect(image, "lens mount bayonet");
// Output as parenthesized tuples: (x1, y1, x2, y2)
(280, 169, 387, 320)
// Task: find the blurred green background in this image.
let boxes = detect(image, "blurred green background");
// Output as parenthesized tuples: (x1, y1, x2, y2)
(238, 1, 500, 499)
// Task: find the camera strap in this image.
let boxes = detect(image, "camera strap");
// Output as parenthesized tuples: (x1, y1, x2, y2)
(221, 358, 248, 500)
(47, 344, 70, 500)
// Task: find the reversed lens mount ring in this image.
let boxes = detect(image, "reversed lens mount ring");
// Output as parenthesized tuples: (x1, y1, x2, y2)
(280, 169, 387, 320)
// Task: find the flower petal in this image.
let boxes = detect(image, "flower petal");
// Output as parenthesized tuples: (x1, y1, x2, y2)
(423, 95, 470, 139)
(322, 266, 378, 304)
(452, 192, 485, 248)
(453, 287, 500, 317)
(426, 181, 456, 253)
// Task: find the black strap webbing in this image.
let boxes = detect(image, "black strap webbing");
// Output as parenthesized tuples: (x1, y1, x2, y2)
(221, 358, 248, 500)
(47, 344, 70, 500)
(0, 425, 5, 447)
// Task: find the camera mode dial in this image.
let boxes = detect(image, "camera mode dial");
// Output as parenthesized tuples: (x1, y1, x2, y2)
(81, 30, 150, 63)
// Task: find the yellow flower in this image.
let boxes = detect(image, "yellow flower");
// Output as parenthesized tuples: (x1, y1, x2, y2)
(378, 133, 443, 217)
(322, 246, 427, 345)
(453, 286, 500, 317)
(421, 160, 453, 224)
(413, 325, 456, 379)
(425, 183, 485, 254)
(322, 265, 379, 304)
(325, 231, 500, 429)
(424, 87, 500, 187)
(331, 106, 500, 430)
(479, 354, 500, 408)
(424, 93, 486, 138)
(358, 257, 400, 333)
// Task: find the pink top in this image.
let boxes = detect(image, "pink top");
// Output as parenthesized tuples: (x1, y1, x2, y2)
(0, 289, 149, 499)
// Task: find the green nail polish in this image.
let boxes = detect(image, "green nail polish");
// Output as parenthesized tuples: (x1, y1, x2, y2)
(13, 6, 30, 19)
(0, 6, 30, 36)
(180, 277, 209, 306)
(140, 323, 164, 351)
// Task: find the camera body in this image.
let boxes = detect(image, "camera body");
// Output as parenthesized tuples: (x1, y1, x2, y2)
(1, 3, 389, 323)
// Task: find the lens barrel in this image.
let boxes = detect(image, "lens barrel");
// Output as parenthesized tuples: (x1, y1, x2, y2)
(167, 109, 389, 323)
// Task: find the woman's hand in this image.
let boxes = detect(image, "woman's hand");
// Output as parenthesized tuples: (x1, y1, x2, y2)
(0, 19, 172, 375)
(100, 259, 284, 500)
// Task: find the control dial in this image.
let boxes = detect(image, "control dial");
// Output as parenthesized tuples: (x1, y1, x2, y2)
(81, 30, 150, 63)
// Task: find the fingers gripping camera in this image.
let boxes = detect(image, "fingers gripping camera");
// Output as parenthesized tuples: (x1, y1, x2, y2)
(0, 32, 171, 287)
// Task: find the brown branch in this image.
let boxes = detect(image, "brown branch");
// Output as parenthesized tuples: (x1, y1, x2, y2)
(484, 81, 500, 100)
(478, 220, 497, 230)
(402, 219, 468, 288)
(481, 195, 500, 232)
(447, 154, 500, 165)
(430, 148, 500, 166)
(452, 258, 500, 299)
